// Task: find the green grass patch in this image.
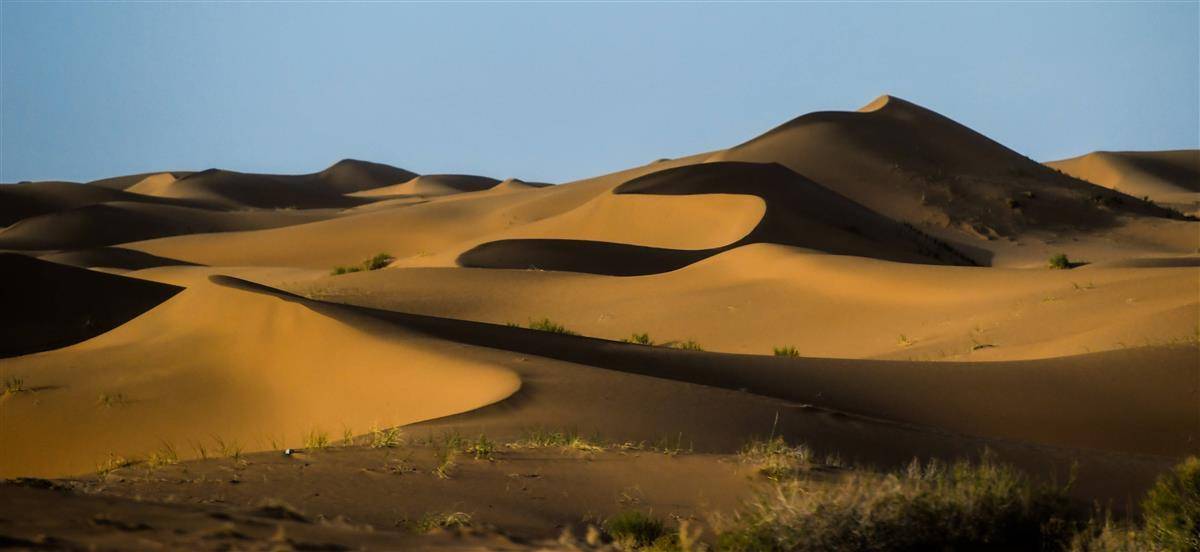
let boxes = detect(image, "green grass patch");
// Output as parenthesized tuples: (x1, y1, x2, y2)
(332, 252, 395, 276)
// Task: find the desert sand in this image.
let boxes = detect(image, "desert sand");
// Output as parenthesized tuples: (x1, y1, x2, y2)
(1, 95, 1196, 550)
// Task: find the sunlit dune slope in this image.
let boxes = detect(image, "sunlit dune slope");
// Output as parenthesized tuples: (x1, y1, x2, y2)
(298, 243, 1199, 362)
(240, 277, 1197, 457)
(0, 266, 519, 478)
(0, 254, 181, 358)
(350, 174, 502, 198)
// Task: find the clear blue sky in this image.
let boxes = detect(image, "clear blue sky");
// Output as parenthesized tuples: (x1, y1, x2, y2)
(2, 2, 1197, 184)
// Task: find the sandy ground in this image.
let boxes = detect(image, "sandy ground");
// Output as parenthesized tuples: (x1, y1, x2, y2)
(1, 95, 1196, 549)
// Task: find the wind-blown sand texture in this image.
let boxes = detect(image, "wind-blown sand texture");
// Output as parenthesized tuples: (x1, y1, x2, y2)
(1, 96, 1196, 550)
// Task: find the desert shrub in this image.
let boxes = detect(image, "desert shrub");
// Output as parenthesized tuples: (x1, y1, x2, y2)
(370, 425, 403, 448)
(331, 252, 394, 275)
(606, 510, 667, 549)
(740, 436, 812, 481)
(625, 333, 655, 345)
(1049, 253, 1071, 270)
(404, 511, 472, 533)
(672, 340, 704, 351)
(304, 429, 330, 450)
(1142, 456, 1200, 551)
(463, 434, 497, 460)
(717, 454, 1072, 551)
(528, 318, 578, 335)
(773, 346, 800, 357)
(147, 442, 179, 468)
(364, 252, 394, 270)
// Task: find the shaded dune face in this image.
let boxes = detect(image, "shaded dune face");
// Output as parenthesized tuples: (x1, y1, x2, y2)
(713, 96, 1183, 238)
(457, 161, 977, 275)
(0, 202, 337, 251)
(0, 254, 182, 358)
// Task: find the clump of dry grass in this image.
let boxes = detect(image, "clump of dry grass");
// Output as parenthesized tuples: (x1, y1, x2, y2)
(717, 452, 1073, 551)
(506, 428, 603, 453)
(3, 375, 27, 396)
(147, 441, 179, 468)
(402, 511, 473, 533)
(370, 425, 403, 449)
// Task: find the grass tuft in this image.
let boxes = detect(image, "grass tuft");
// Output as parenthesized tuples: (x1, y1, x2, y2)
(332, 252, 395, 276)
(624, 332, 655, 345)
(147, 441, 179, 468)
(1048, 253, 1072, 270)
(672, 340, 704, 351)
(605, 510, 668, 550)
(403, 511, 473, 533)
(2, 376, 27, 396)
(773, 346, 800, 357)
(97, 392, 129, 408)
(1141, 456, 1200, 551)
(717, 452, 1073, 551)
(527, 318, 578, 335)
(370, 425, 403, 449)
(304, 429, 330, 451)
(507, 428, 603, 453)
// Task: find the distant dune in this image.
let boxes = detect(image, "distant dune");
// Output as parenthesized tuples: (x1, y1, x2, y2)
(1047, 150, 1200, 215)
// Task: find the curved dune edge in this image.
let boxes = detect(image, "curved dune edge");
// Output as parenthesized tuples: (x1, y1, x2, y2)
(452, 161, 975, 275)
(0, 266, 520, 478)
(230, 277, 1197, 458)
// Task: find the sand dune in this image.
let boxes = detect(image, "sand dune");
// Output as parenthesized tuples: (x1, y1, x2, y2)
(0, 180, 201, 227)
(0, 201, 336, 250)
(299, 242, 1200, 363)
(42, 246, 200, 272)
(712, 96, 1183, 244)
(351, 174, 502, 198)
(122, 159, 414, 209)
(1047, 150, 1200, 214)
(0, 265, 519, 477)
(87, 171, 195, 190)
(0, 254, 181, 358)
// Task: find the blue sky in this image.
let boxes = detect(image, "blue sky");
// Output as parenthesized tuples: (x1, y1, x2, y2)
(2, 2, 1197, 184)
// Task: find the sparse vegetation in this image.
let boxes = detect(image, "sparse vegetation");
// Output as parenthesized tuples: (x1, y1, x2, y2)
(605, 510, 668, 550)
(897, 334, 915, 347)
(212, 435, 243, 460)
(403, 511, 473, 533)
(773, 346, 800, 357)
(740, 436, 813, 481)
(147, 441, 179, 468)
(624, 332, 655, 345)
(370, 425, 403, 448)
(672, 340, 704, 351)
(304, 429, 330, 450)
(331, 252, 395, 276)
(717, 452, 1073, 551)
(1141, 456, 1200, 551)
(1049, 253, 1072, 270)
(2, 376, 27, 396)
(433, 440, 457, 479)
(96, 453, 137, 476)
(527, 318, 578, 335)
(507, 428, 603, 452)
(463, 434, 497, 460)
